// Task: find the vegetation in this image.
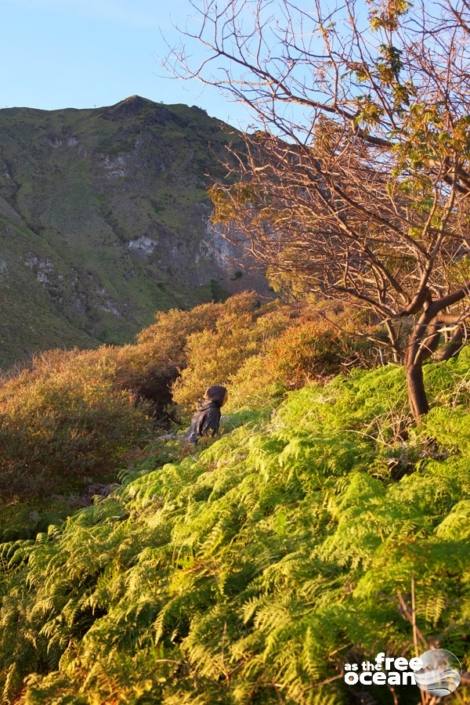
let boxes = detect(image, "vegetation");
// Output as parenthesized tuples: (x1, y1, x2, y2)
(1, 6, 468, 705)
(2, 294, 358, 539)
(0, 349, 468, 704)
(225, 308, 376, 413)
(0, 348, 152, 500)
(178, 0, 470, 419)
(0, 295, 245, 539)
(172, 296, 293, 411)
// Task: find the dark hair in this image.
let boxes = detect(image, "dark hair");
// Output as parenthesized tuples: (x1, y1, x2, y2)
(205, 385, 227, 403)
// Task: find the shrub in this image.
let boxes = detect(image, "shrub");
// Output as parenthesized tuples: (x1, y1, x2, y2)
(115, 292, 264, 415)
(174, 300, 379, 414)
(0, 348, 152, 501)
(112, 300, 227, 414)
(171, 294, 290, 411)
(0, 294, 380, 540)
(227, 317, 368, 411)
(226, 301, 379, 409)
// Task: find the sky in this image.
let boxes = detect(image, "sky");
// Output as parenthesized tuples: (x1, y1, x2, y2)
(0, 0, 252, 128)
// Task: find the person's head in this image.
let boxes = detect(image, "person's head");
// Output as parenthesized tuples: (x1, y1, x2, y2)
(205, 384, 228, 406)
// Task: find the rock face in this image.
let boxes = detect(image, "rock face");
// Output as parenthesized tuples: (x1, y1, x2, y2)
(0, 96, 268, 368)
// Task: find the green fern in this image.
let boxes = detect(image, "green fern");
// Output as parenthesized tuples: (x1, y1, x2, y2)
(0, 358, 469, 704)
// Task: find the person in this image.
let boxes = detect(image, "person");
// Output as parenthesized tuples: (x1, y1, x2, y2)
(186, 384, 228, 444)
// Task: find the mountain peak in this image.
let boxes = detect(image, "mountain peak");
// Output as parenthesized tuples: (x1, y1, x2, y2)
(101, 95, 156, 119)
(116, 95, 153, 107)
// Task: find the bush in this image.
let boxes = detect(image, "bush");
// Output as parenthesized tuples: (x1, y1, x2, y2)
(171, 293, 290, 411)
(227, 316, 370, 411)
(115, 292, 266, 416)
(173, 298, 380, 414)
(0, 348, 152, 501)
(112, 300, 227, 414)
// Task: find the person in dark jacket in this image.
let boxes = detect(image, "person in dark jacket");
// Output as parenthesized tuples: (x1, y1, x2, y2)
(186, 385, 228, 444)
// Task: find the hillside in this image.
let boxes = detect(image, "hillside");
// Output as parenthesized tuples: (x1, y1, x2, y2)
(0, 351, 468, 705)
(0, 96, 265, 368)
(1, 293, 365, 541)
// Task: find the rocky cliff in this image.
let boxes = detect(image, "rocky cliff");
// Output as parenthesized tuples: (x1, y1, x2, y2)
(0, 96, 266, 368)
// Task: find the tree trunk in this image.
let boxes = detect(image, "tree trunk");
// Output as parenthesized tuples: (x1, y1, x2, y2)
(406, 362, 429, 419)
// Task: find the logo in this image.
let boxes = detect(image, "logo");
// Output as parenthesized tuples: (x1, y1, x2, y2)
(344, 649, 461, 695)
(413, 649, 461, 697)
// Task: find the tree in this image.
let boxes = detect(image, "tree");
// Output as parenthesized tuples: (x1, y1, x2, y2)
(172, 0, 470, 419)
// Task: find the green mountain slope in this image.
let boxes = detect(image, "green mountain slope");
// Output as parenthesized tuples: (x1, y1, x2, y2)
(0, 97, 262, 368)
(1, 354, 468, 704)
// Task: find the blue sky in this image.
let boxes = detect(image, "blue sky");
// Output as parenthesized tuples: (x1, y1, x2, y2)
(0, 0, 251, 127)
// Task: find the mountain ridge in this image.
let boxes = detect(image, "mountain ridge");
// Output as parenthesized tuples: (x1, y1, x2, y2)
(0, 96, 265, 368)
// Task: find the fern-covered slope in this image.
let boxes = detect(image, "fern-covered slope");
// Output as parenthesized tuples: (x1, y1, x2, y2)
(1, 355, 469, 704)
